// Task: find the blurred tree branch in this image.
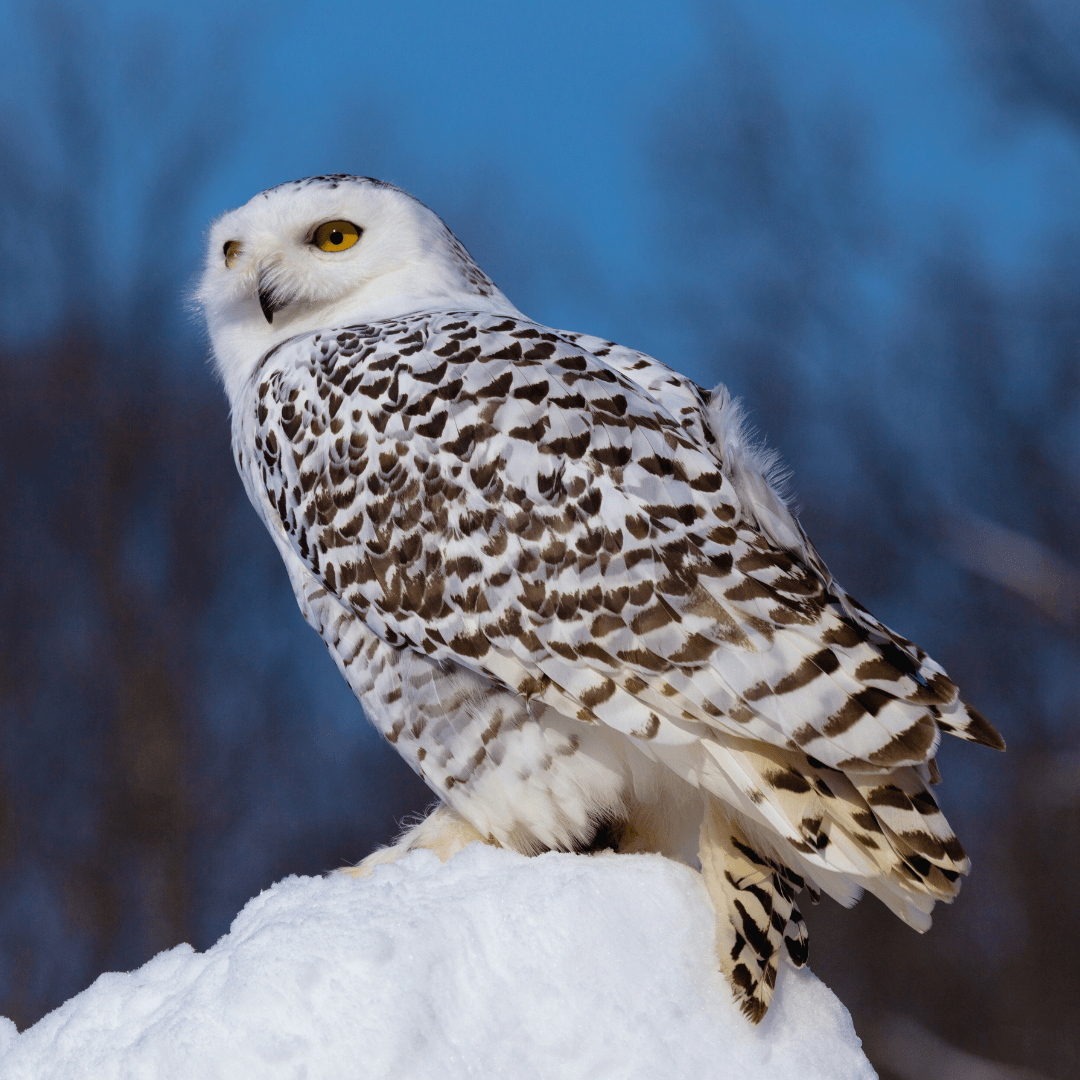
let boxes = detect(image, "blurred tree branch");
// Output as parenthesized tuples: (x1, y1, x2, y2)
(942, 510, 1080, 632)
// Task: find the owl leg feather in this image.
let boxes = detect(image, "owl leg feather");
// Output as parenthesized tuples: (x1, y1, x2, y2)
(341, 803, 494, 879)
(699, 796, 807, 1023)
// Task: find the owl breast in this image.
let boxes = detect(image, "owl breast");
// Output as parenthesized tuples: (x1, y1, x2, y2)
(279, 539, 700, 858)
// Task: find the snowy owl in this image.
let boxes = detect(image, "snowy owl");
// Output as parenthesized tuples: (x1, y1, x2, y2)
(197, 175, 1004, 1022)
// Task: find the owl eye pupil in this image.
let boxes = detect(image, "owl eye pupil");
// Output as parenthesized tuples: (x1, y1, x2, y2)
(330, 230, 343, 245)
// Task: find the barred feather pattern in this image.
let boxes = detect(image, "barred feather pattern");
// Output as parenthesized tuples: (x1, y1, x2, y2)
(700, 796, 809, 1023)
(232, 308, 1004, 1020)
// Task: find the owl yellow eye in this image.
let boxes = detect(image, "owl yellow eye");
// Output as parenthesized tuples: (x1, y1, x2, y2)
(223, 240, 242, 267)
(314, 220, 362, 252)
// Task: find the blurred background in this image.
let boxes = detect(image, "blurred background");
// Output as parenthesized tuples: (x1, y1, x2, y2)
(0, 1, 1078, 1075)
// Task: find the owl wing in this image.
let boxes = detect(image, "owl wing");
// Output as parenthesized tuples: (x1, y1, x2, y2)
(530, 327, 1003, 752)
(236, 311, 1002, 778)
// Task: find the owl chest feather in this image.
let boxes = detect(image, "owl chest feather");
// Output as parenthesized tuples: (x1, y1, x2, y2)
(272, 540, 644, 854)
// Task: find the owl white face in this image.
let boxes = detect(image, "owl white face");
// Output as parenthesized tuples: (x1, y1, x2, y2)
(197, 175, 521, 404)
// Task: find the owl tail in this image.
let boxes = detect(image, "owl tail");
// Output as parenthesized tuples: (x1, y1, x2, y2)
(699, 796, 809, 1024)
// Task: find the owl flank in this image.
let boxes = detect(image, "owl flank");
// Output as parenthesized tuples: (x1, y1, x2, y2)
(197, 175, 1004, 1023)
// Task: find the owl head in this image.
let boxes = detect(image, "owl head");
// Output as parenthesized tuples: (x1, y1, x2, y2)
(196, 175, 522, 402)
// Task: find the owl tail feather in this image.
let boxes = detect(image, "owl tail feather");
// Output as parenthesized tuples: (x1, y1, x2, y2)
(699, 796, 808, 1024)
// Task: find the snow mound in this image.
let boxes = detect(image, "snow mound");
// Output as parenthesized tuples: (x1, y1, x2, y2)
(0, 846, 873, 1079)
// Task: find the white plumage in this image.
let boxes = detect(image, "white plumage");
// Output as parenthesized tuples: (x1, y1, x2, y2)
(197, 175, 1004, 1021)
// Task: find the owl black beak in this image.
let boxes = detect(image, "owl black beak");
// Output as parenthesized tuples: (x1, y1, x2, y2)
(257, 275, 286, 324)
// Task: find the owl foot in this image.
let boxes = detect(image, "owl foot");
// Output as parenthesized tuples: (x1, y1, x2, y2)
(340, 804, 495, 879)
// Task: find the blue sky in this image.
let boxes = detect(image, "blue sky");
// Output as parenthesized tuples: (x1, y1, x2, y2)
(3, 0, 1078, 375)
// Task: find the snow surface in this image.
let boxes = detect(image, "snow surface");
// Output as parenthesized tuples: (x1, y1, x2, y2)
(0, 846, 874, 1079)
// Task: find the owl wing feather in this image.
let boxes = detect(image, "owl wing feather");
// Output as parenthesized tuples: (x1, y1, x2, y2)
(556, 331, 1001, 745)
(236, 310, 1000, 778)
